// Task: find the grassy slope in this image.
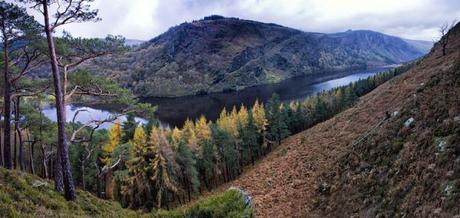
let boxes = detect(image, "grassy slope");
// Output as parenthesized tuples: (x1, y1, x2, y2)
(0, 168, 253, 217)
(217, 24, 460, 217)
(0, 168, 137, 217)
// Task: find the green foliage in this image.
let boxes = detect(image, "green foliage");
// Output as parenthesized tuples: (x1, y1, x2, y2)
(154, 190, 253, 218)
(266, 94, 290, 145)
(176, 142, 200, 199)
(199, 140, 217, 188)
(122, 114, 138, 143)
(184, 190, 253, 218)
(239, 110, 259, 165)
(214, 126, 239, 180)
(0, 168, 138, 217)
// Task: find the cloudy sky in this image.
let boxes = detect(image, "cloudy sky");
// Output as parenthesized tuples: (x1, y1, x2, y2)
(23, 0, 460, 41)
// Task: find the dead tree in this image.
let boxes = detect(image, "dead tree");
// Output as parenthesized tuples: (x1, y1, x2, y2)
(439, 21, 457, 56)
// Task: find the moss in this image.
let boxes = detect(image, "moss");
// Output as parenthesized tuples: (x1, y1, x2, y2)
(0, 168, 138, 218)
(156, 190, 254, 218)
(0, 168, 253, 217)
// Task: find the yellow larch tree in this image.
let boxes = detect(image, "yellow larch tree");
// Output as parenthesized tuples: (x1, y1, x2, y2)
(182, 118, 197, 146)
(238, 104, 249, 128)
(101, 120, 121, 200)
(194, 115, 212, 146)
(170, 127, 182, 149)
(252, 99, 268, 133)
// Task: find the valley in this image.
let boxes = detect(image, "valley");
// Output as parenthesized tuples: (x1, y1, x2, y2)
(84, 16, 430, 97)
(43, 67, 388, 128)
(1, 1, 459, 217)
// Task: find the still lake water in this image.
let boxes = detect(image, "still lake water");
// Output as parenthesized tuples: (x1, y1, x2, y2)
(42, 68, 388, 129)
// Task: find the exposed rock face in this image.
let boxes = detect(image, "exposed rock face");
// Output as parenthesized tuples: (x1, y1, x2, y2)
(86, 16, 430, 97)
(229, 187, 254, 211)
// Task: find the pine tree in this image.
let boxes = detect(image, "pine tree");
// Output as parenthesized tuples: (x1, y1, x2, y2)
(176, 142, 200, 202)
(266, 94, 290, 146)
(200, 140, 216, 189)
(239, 110, 259, 165)
(1, 2, 41, 170)
(214, 127, 239, 181)
(122, 114, 138, 143)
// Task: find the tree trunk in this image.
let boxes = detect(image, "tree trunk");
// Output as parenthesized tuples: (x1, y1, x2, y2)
(54, 155, 64, 193)
(15, 97, 25, 171)
(42, 0, 76, 201)
(30, 141, 35, 175)
(14, 127, 17, 168)
(187, 182, 191, 202)
(105, 168, 114, 200)
(2, 25, 12, 169)
(0, 126, 3, 167)
(81, 160, 85, 190)
(40, 143, 48, 178)
(39, 110, 48, 178)
(96, 171, 102, 198)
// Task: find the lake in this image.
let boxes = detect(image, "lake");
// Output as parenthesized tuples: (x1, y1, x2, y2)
(43, 67, 389, 129)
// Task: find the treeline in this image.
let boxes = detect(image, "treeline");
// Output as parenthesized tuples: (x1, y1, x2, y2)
(94, 63, 413, 211)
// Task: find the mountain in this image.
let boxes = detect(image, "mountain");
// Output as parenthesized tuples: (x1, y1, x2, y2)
(219, 22, 460, 217)
(403, 38, 434, 53)
(86, 16, 430, 97)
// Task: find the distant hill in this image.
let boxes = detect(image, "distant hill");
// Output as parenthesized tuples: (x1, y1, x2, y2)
(403, 38, 434, 53)
(86, 16, 431, 97)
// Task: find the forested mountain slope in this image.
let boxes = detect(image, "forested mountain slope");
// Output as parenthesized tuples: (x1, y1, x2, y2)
(86, 15, 430, 97)
(221, 22, 460, 217)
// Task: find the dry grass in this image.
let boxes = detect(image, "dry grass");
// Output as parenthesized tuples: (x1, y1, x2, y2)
(213, 24, 460, 217)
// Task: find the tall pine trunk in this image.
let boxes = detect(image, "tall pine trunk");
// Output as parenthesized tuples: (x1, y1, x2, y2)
(105, 168, 114, 199)
(2, 23, 12, 169)
(42, 0, 76, 201)
(15, 97, 25, 171)
(39, 109, 48, 178)
(0, 126, 3, 167)
(29, 141, 35, 175)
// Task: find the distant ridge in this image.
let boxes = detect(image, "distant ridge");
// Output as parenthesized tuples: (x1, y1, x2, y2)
(86, 16, 432, 97)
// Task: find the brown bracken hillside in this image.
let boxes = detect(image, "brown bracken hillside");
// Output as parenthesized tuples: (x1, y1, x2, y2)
(223, 23, 460, 217)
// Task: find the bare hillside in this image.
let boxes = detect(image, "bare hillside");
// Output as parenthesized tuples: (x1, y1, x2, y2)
(222, 23, 460, 217)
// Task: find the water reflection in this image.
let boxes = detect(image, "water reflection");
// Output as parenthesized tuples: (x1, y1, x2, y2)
(143, 68, 387, 127)
(42, 105, 147, 129)
(42, 68, 388, 129)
